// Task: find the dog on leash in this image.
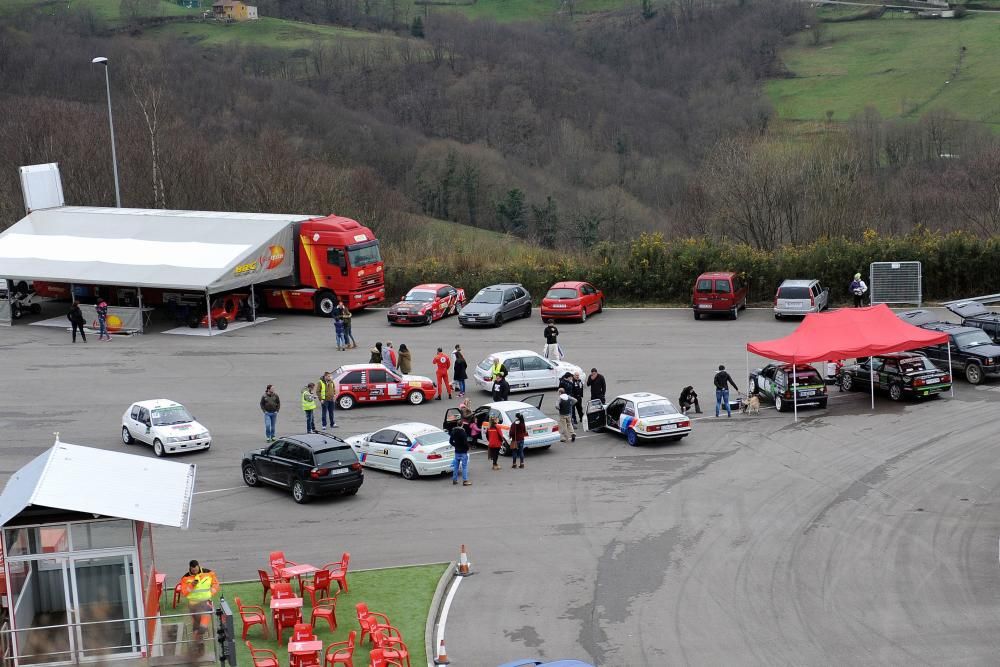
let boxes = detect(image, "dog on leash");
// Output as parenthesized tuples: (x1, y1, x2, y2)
(742, 392, 761, 416)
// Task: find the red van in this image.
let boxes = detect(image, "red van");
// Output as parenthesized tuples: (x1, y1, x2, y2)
(692, 272, 748, 320)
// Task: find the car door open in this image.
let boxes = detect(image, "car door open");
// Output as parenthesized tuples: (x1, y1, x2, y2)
(521, 393, 545, 409)
(586, 399, 606, 431)
(443, 408, 463, 431)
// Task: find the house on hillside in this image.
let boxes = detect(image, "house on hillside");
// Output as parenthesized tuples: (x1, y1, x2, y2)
(212, 0, 259, 21)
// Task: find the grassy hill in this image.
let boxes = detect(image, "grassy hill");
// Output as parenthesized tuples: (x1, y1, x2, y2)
(767, 12, 1000, 128)
(147, 16, 387, 48)
(421, 0, 632, 22)
(3, 0, 203, 22)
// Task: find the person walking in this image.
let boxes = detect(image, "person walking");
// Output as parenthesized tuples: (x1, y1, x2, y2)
(453, 349, 468, 397)
(571, 372, 585, 425)
(433, 347, 453, 400)
(336, 299, 357, 348)
(850, 272, 868, 308)
(67, 300, 87, 343)
(510, 413, 527, 469)
(369, 342, 383, 364)
(96, 296, 111, 341)
(333, 316, 346, 351)
(485, 416, 503, 470)
(491, 374, 510, 402)
(301, 383, 318, 433)
(713, 365, 739, 418)
(382, 341, 398, 373)
(586, 368, 607, 403)
(450, 420, 471, 486)
(557, 386, 577, 442)
(179, 560, 219, 657)
(679, 386, 702, 415)
(398, 343, 412, 375)
(260, 385, 280, 442)
(318, 371, 337, 429)
(543, 319, 560, 360)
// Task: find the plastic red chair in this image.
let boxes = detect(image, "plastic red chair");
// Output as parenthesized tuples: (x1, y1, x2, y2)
(236, 596, 268, 640)
(171, 582, 183, 608)
(289, 623, 318, 667)
(311, 594, 339, 631)
(273, 607, 303, 644)
(370, 627, 411, 667)
(324, 630, 356, 667)
(246, 641, 279, 667)
(270, 550, 297, 581)
(321, 553, 350, 593)
(258, 569, 278, 604)
(272, 581, 295, 600)
(367, 649, 404, 667)
(355, 602, 391, 646)
(303, 569, 332, 607)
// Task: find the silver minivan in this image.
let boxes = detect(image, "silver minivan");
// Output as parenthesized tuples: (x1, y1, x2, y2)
(774, 279, 829, 319)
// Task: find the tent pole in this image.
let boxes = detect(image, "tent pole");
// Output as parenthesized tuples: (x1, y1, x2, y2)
(947, 341, 954, 398)
(137, 287, 144, 335)
(206, 290, 212, 337)
(745, 349, 749, 399)
(250, 283, 257, 327)
(870, 361, 875, 410)
(793, 363, 798, 422)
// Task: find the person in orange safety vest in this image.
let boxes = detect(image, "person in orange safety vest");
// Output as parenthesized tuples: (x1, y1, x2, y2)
(180, 560, 220, 653)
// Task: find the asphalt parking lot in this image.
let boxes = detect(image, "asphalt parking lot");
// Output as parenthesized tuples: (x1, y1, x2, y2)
(4, 305, 1000, 666)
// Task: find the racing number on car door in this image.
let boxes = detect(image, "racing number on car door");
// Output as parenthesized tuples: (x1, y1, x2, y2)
(367, 429, 397, 469)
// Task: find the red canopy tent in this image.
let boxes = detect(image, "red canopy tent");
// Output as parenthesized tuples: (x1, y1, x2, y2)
(746, 304, 951, 418)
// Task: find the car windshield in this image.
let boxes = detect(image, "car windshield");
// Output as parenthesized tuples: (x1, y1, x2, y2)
(955, 330, 993, 349)
(478, 358, 494, 371)
(471, 290, 502, 304)
(347, 241, 381, 268)
(505, 407, 548, 423)
(546, 288, 578, 299)
(403, 291, 435, 302)
(787, 368, 822, 384)
(415, 431, 450, 447)
(779, 286, 811, 299)
(898, 357, 935, 373)
(314, 446, 356, 467)
(637, 401, 674, 418)
(151, 406, 193, 426)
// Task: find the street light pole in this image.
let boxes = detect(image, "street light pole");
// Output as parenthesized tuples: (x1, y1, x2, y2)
(92, 56, 122, 208)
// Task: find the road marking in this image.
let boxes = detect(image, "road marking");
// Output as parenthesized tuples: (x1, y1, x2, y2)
(193, 486, 245, 495)
(434, 574, 463, 666)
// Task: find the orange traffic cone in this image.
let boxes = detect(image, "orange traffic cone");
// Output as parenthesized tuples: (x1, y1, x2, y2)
(456, 544, 471, 576)
(434, 638, 450, 665)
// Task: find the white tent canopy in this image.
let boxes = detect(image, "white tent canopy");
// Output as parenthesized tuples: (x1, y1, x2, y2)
(0, 206, 307, 293)
(0, 441, 196, 528)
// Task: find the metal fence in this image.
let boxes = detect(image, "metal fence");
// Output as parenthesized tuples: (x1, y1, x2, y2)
(869, 261, 922, 306)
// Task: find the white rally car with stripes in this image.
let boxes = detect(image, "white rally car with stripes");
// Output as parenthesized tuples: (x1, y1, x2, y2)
(345, 422, 454, 480)
(586, 392, 691, 446)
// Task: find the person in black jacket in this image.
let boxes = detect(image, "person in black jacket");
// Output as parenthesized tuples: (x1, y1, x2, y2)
(570, 372, 585, 425)
(492, 375, 510, 402)
(713, 365, 739, 418)
(67, 301, 87, 343)
(586, 368, 606, 402)
(450, 421, 471, 486)
(679, 386, 702, 415)
(453, 350, 468, 398)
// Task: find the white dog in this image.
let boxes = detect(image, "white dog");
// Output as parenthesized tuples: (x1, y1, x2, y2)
(742, 393, 760, 416)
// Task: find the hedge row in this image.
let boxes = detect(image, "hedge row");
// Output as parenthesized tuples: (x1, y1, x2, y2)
(384, 230, 1000, 305)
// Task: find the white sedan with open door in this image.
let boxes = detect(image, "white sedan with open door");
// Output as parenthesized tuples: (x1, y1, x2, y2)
(586, 392, 691, 446)
(345, 422, 454, 480)
(442, 394, 561, 456)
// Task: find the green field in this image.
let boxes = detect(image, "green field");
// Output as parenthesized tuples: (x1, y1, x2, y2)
(148, 17, 385, 49)
(1, 0, 203, 21)
(768, 13, 1000, 126)
(422, 0, 633, 22)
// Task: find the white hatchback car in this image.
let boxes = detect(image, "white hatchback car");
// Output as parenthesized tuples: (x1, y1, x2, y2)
(586, 392, 691, 446)
(443, 394, 561, 455)
(345, 422, 454, 480)
(121, 399, 211, 457)
(473, 350, 584, 393)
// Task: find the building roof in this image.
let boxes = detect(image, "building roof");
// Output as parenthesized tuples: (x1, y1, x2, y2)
(0, 441, 196, 529)
(0, 206, 308, 293)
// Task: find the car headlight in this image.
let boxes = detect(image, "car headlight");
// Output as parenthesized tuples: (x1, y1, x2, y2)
(166, 436, 184, 443)
(198, 432, 210, 439)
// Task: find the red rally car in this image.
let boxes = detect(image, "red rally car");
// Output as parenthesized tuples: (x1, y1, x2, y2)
(540, 281, 605, 322)
(332, 364, 437, 409)
(387, 283, 466, 326)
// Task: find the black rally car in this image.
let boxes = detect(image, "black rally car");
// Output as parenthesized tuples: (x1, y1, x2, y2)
(839, 352, 951, 401)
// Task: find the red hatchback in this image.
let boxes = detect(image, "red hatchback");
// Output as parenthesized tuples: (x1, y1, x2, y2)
(692, 272, 748, 320)
(540, 281, 605, 322)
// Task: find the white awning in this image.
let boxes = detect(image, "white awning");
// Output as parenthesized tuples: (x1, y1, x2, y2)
(0, 206, 311, 293)
(0, 441, 196, 529)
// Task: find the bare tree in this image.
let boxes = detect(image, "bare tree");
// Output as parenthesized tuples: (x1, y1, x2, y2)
(127, 63, 167, 208)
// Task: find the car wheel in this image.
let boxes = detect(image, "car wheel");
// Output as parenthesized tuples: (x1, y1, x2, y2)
(407, 390, 425, 406)
(499, 442, 510, 456)
(343, 487, 359, 496)
(292, 480, 310, 504)
(774, 396, 785, 412)
(121, 426, 134, 445)
(841, 374, 855, 392)
(242, 464, 260, 487)
(598, 299, 604, 313)
(11, 303, 22, 320)
(425, 313, 433, 325)
(693, 311, 700, 321)
(493, 314, 503, 328)
(401, 460, 418, 480)
(965, 364, 983, 385)
(30, 303, 41, 314)
(153, 439, 165, 457)
(888, 384, 903, 401)
(522, 304, 531, 319)
(338, 394, 356, 410)
(314, 292, 336, 317)
(774, 313, 781, 320)
(817, 399, 828, 409)
(731, 305, 739, 320)
(216, 317, 228, 330)
(626, 429, 638, 446)
(580, 308, 587, 323)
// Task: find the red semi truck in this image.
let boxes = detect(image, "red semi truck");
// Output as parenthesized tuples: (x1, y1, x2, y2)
(32, 214, 385, 315)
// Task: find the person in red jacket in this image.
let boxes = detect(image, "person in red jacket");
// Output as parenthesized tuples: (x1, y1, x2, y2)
(485, 416, 503, 470)
(432, 347, 452, 400)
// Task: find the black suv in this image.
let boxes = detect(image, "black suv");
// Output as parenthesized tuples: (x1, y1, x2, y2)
(242, 434, 363, 503)
(946, 301, 1000, 344)
(914, 321, 1000, 385)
